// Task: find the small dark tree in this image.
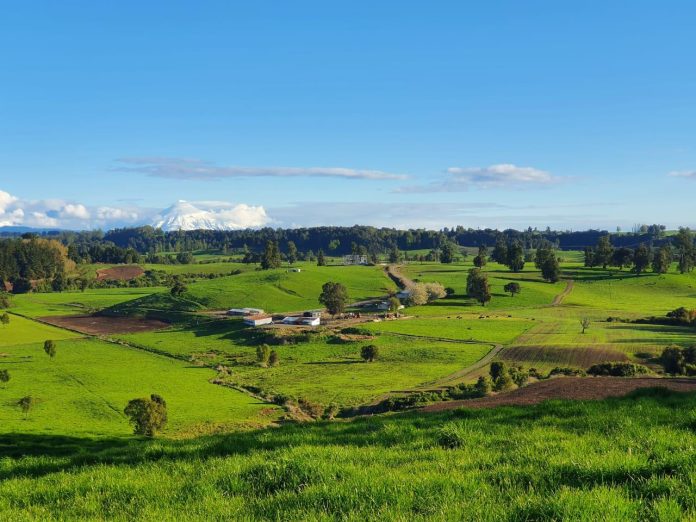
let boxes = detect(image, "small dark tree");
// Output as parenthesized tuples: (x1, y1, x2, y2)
(632, 243, 651, 275)
(595, 236, 614, 269)
(612, 247, 633, 270)
(360, 344, 379, 362)
(268, 350, 279, 367)
(505, 241, 525, 272)
(319, 281, 349, 316)
(539, 253, 560, 283)
(466, 268, 491, 306)
(439, 242, 456, 264)
(124, 394, 168, 436)
(43, 340, 57, 358)
(261, 240, 282, 270)
(286, 241, 298, 265)
(580, 317, 591, 334)
(18, 396, 36, 419)
(660, 346, 686, 375)
(491, 238, 508, 264)
(170, 279, 187, 297)
(489, 361, 507, 381)
(473, 245, 488, 268)
(474, 375, 492, 396)
(0, 313, 9, 326)
(675, 228, 695, 274)
(317, 249, 326, 266)
(0, 369, 10, 386)
(652, 245, 671, 274)
(503, 282, 521, 297)
(493, 372, 514, 391)
(176, 251, 194, 264)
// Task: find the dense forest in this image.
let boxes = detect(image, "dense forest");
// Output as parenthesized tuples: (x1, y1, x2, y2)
(0, 224, 669, 258)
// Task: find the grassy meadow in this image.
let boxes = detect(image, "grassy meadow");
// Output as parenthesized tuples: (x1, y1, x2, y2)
(0, 389, 695, 520)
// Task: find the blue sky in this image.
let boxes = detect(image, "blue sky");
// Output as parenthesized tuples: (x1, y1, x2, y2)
(2, 1, 696, 231)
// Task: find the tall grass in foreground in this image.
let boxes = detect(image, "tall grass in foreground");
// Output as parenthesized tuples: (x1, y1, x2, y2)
(1, 388, 695, 520)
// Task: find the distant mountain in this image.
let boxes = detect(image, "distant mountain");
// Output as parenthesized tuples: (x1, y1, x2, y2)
(0, 225, 63, 235)
(151, 200, 270, 231)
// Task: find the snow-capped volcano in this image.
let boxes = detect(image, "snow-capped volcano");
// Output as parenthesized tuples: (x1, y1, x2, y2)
(152, 200, 270, 231)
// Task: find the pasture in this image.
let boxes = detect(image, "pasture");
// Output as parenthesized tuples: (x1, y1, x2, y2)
(0, 337, 278, 436)
(1, 389, 695, 519)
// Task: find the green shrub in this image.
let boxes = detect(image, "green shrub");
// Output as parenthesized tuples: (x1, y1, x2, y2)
(587, 362, 650, 377)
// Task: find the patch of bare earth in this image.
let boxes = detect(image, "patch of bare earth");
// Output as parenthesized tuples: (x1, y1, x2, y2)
(39, 315, 167, 335)
(422, 377, 696, 412)
(499, 345, 628, 367)
(96, 265, 144, 281)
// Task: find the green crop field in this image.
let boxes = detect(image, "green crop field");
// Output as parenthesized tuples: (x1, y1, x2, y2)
(0, 314, 80, 347)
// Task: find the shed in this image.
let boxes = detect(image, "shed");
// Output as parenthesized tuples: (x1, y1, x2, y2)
(243, 315, 273, 327)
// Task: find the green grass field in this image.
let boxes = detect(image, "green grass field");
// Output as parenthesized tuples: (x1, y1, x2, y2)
(112, 262, 396, 315)
(117, 320, 493, 406)
(8, 288, 164, 318)
(1, 389, 695, 519)
(0, 337, 279, 436)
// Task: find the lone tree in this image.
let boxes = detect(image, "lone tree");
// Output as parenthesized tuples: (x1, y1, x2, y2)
(170, 279, 187, 297)
(675, 228, 695, 274)
(316, 249, 327, 266)
(473, 245, 488, 268)
(0, 369, 10, 386)
(580, 317, 591, 334)
(503, 282, 521, 297)
(505, 241, 525, 272)
(360, 344, 379, 362)
(18, 396, 36, 419)
(466, 268, 491, 306)
(595, 236, 614, 269)
(388, 297, 401, 314)
(0, 312, 9, 326)
(319, 281, 349, 316)
(439, 242, 456, 264)
(652, 245, 671, 274)
(286, 241, 298, 265)
(43, 340, 57, 359)
(633, 243, 651, 275)
(491, 238, 508, 264)
(268, 350, 280, 367)
(124, 394, 168, 437)
(536, 244, 560, 282)
(256, 344, 271, 366)
(261, 240, 282, 270)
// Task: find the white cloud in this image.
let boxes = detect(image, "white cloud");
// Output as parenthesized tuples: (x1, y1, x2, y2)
(115, 157, 408, 181)
(60, 203, 90, 220)
(396, 163, 561, 193)
(668, 170, 696, 179)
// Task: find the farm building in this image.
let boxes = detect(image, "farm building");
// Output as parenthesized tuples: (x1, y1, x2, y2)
(227, 307, 265, 316)
(288, 267, 301, 272)
(243, 315, 273, 327)
(342, 254, 368, 265)
(281, 315, 321, 327)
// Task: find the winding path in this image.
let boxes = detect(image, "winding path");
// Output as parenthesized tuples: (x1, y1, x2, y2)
(551, 279, 574, 306)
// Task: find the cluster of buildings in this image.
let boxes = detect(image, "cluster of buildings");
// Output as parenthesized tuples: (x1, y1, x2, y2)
(227, 308, 322, 328)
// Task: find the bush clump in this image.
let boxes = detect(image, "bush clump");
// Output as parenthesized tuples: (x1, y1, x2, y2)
(587, 362, 650, 377)
(437, 423, 467, 449)
(548, 366, 587, 377)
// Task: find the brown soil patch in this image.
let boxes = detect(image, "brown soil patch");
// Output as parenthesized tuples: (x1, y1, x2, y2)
(499, 345, 628, 367)
(422, 377, 696, 412)
(39, 315, 167, 335)
(96, 265, 145, 281)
